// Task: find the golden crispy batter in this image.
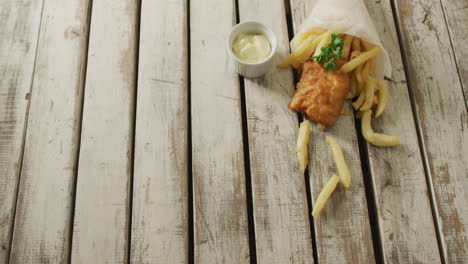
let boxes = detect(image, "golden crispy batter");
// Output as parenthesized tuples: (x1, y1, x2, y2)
(288, 60, 350, 127)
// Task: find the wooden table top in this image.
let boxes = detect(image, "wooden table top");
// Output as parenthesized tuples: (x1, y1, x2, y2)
(1, 0, 467, 263)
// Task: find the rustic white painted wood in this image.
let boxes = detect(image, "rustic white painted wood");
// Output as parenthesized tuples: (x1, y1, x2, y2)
(7, 0, 90, 262)
(0, 0, 43, 261)
(190, 0, 250, 263)
(393, 0, 468, 262)
(70, 0, 137, 263)
(289, 0, 375, 262)
(130, 0, 188, 263)
(237, 0, 314, 263)
(364, 0, 442, 262)
(440, 0, 468, 100)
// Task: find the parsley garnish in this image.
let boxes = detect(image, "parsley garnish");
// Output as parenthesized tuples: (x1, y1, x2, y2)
(312, 33, 344, 72)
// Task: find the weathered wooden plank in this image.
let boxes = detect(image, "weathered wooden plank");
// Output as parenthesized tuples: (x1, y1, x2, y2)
(393, 0, 468, 262)
(363, 0, 443, 262)
(237, 0, 314, 263)
(440, 0, 468, 100)
(0, 0, 43, 261)
(130, 0, 188, 263)
(289, 0, 375, 262)
(70, 0, 138, 263)
(8, 0, 90, 262)
(190, 0, 250, 263)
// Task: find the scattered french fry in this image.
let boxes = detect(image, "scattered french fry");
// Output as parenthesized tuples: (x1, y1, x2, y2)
(312, 174, 340, 217)
(341, 46, 382, 73)
(297, 120, 310, 173)
(326, 136, 351, 188)
(361, 110, 399, 146)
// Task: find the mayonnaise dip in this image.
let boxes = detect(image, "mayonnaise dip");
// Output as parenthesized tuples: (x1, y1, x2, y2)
(232, 33, 271, 63)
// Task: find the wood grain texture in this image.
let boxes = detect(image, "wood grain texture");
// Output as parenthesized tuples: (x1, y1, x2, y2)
(393, 0, 468, 262)
(237, 0, 314, 263)
(440, 0, 468, 100)
(364, 0, 443, 262)
(130, 0, 188, 263)
(8, 0, 90, 262)
(70, 0, 137, 263)
(190, 0, 250, 263)
(289, 0, 375, 262)
(0, 0, 42, 261)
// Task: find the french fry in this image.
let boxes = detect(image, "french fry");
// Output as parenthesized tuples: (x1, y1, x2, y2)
(278, 30, 330, 69)
(350, 50, 360, 60)
(326, 136, 351, 188)
(360, 60, 371, 82)
(361, 110, 399, 146)
(294, 31, 318, 49)
(292, 36, 324, 68)
(312, 174, 340, 217)
(346, 78, 358, 99)
(352, 37, 361, 52)
(375, 80, 389, 117)
(355, 111, 363, 119)
(352, 84, 366, 110)
(369, 57, 376, 75)
(360, 78, 376, 111)
(342, 35, 354, 60)
(296, 120, 310, 173)
(341, 46, 382, 73)
(277, 34, 315, 68)
(354, 64, 364, 83)
(313, 31, 332, 57)
(277, 33, 317, 68)
(360, 39, 375, 51)
(294, 28, 326, 47)
(373, 95, 379, 106)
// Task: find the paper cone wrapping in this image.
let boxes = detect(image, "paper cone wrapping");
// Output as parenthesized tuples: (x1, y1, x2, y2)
(293, 0, 392, 79)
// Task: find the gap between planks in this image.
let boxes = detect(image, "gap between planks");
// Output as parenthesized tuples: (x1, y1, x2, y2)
(126, 0, 142, 262)
(282, 0, 319, 262)
(234, 0, 258, 262)
(5, 0, 46, 262)
(389, 1, 446, 262)
(67, 0, 94, 262)
(187, 0, 195, 262)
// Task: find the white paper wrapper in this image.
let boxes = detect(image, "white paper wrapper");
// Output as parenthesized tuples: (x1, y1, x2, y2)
(293, 0, 392, 79)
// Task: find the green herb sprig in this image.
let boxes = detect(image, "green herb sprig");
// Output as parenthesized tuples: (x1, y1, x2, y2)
(312, 33, 344, 72)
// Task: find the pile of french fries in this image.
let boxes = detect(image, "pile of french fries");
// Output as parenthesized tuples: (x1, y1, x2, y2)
(281, 28, 398, 147)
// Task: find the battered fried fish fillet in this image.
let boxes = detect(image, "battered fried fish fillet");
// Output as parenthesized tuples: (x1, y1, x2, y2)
(288, 60, 350, 127)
